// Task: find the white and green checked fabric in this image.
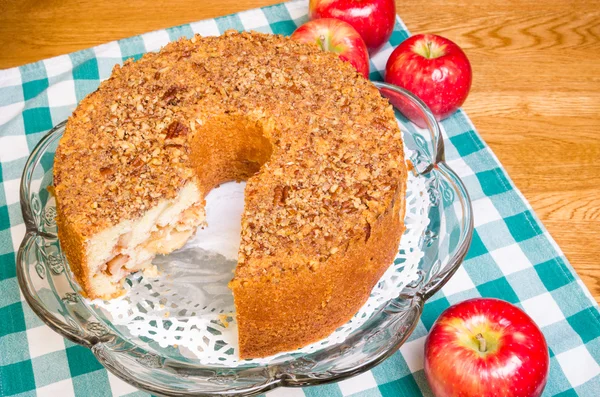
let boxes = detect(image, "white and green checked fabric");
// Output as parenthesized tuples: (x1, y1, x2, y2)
(1, 1, 599, 396)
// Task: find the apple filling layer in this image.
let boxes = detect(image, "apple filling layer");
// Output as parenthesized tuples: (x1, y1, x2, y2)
(85, 182, 205, 298)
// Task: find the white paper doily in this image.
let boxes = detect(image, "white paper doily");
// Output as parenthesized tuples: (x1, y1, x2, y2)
(91, 170, 430, 366)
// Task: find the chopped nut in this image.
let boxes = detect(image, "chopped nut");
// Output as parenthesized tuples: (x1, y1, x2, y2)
(364, 222, 371, 242)
(273, 186, 283, 206)
(162, 86, 183, 104)
(100, 167, 113, 177)
(281, 186, 290, 204)
(130, 157, 144, 169)
(165, 121, 189, 139)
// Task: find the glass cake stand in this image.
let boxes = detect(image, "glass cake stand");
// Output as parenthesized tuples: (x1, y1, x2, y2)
(17, 82, 473, 396)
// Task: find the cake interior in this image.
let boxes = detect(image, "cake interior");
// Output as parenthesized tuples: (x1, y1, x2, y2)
(84, 115, 274, 298)
(86, 182, 204, 297)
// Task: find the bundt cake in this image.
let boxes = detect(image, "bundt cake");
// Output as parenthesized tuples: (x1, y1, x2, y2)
(54, 30, 407, 358)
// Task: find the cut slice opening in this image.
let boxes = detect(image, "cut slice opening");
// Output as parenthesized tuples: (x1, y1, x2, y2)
(86, 115, 274, 299)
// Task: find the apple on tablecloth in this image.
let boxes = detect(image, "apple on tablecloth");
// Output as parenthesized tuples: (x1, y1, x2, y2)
(291, 18, 370, 78)
(425, 298, 549, 397)
(309, 0, 396, 55)
(385, 33, 472, 121)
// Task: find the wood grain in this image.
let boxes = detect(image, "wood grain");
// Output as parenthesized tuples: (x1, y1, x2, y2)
(1, 0, 598, 304)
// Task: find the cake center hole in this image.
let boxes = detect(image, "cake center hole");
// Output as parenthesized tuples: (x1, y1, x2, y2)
(190, 115, 274, 193)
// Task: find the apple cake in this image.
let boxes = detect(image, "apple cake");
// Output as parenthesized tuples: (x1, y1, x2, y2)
(54, 30, 407, 358)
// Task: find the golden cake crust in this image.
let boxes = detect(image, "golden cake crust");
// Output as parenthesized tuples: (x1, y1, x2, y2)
(54, 30, 407, 358)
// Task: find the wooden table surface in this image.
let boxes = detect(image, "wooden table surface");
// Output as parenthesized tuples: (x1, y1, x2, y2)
(1, 0, 599, 303)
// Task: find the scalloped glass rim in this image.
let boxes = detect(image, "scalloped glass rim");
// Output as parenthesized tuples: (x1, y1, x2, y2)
(17, 81, 473, 396)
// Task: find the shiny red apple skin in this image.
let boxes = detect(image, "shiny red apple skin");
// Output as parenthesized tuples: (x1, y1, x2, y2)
(309, 0, 396, 55)
(425, 298, 549, 397)
(291, 18, 370, 79)
(385, 34, 472, 121)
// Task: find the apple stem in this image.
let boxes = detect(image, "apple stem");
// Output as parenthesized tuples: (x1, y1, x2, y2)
(475, 333, 487, 353)
(319, 34, 329, 52)
(426, 41, 432, 58)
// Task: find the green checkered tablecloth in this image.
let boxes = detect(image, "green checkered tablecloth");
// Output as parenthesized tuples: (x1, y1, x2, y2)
(1, 1, 599, 396)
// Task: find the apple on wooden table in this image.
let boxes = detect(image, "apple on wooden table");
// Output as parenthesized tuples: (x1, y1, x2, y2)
(291, 18, 370, 79)
(309, 0, 397, 55)
(385, 33, 472, 122)
(425, 298, 549, 397)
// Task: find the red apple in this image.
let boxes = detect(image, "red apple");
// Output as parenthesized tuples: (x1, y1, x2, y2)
(425, 298, 549, 397)
(309, 0, 396, 55)
(385, 34, 472, 121)
(291, 18, 370, 79)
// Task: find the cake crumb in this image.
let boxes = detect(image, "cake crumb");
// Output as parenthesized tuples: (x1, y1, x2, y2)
(219, 314, 230, 328)
(143, 264, 160, 278)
